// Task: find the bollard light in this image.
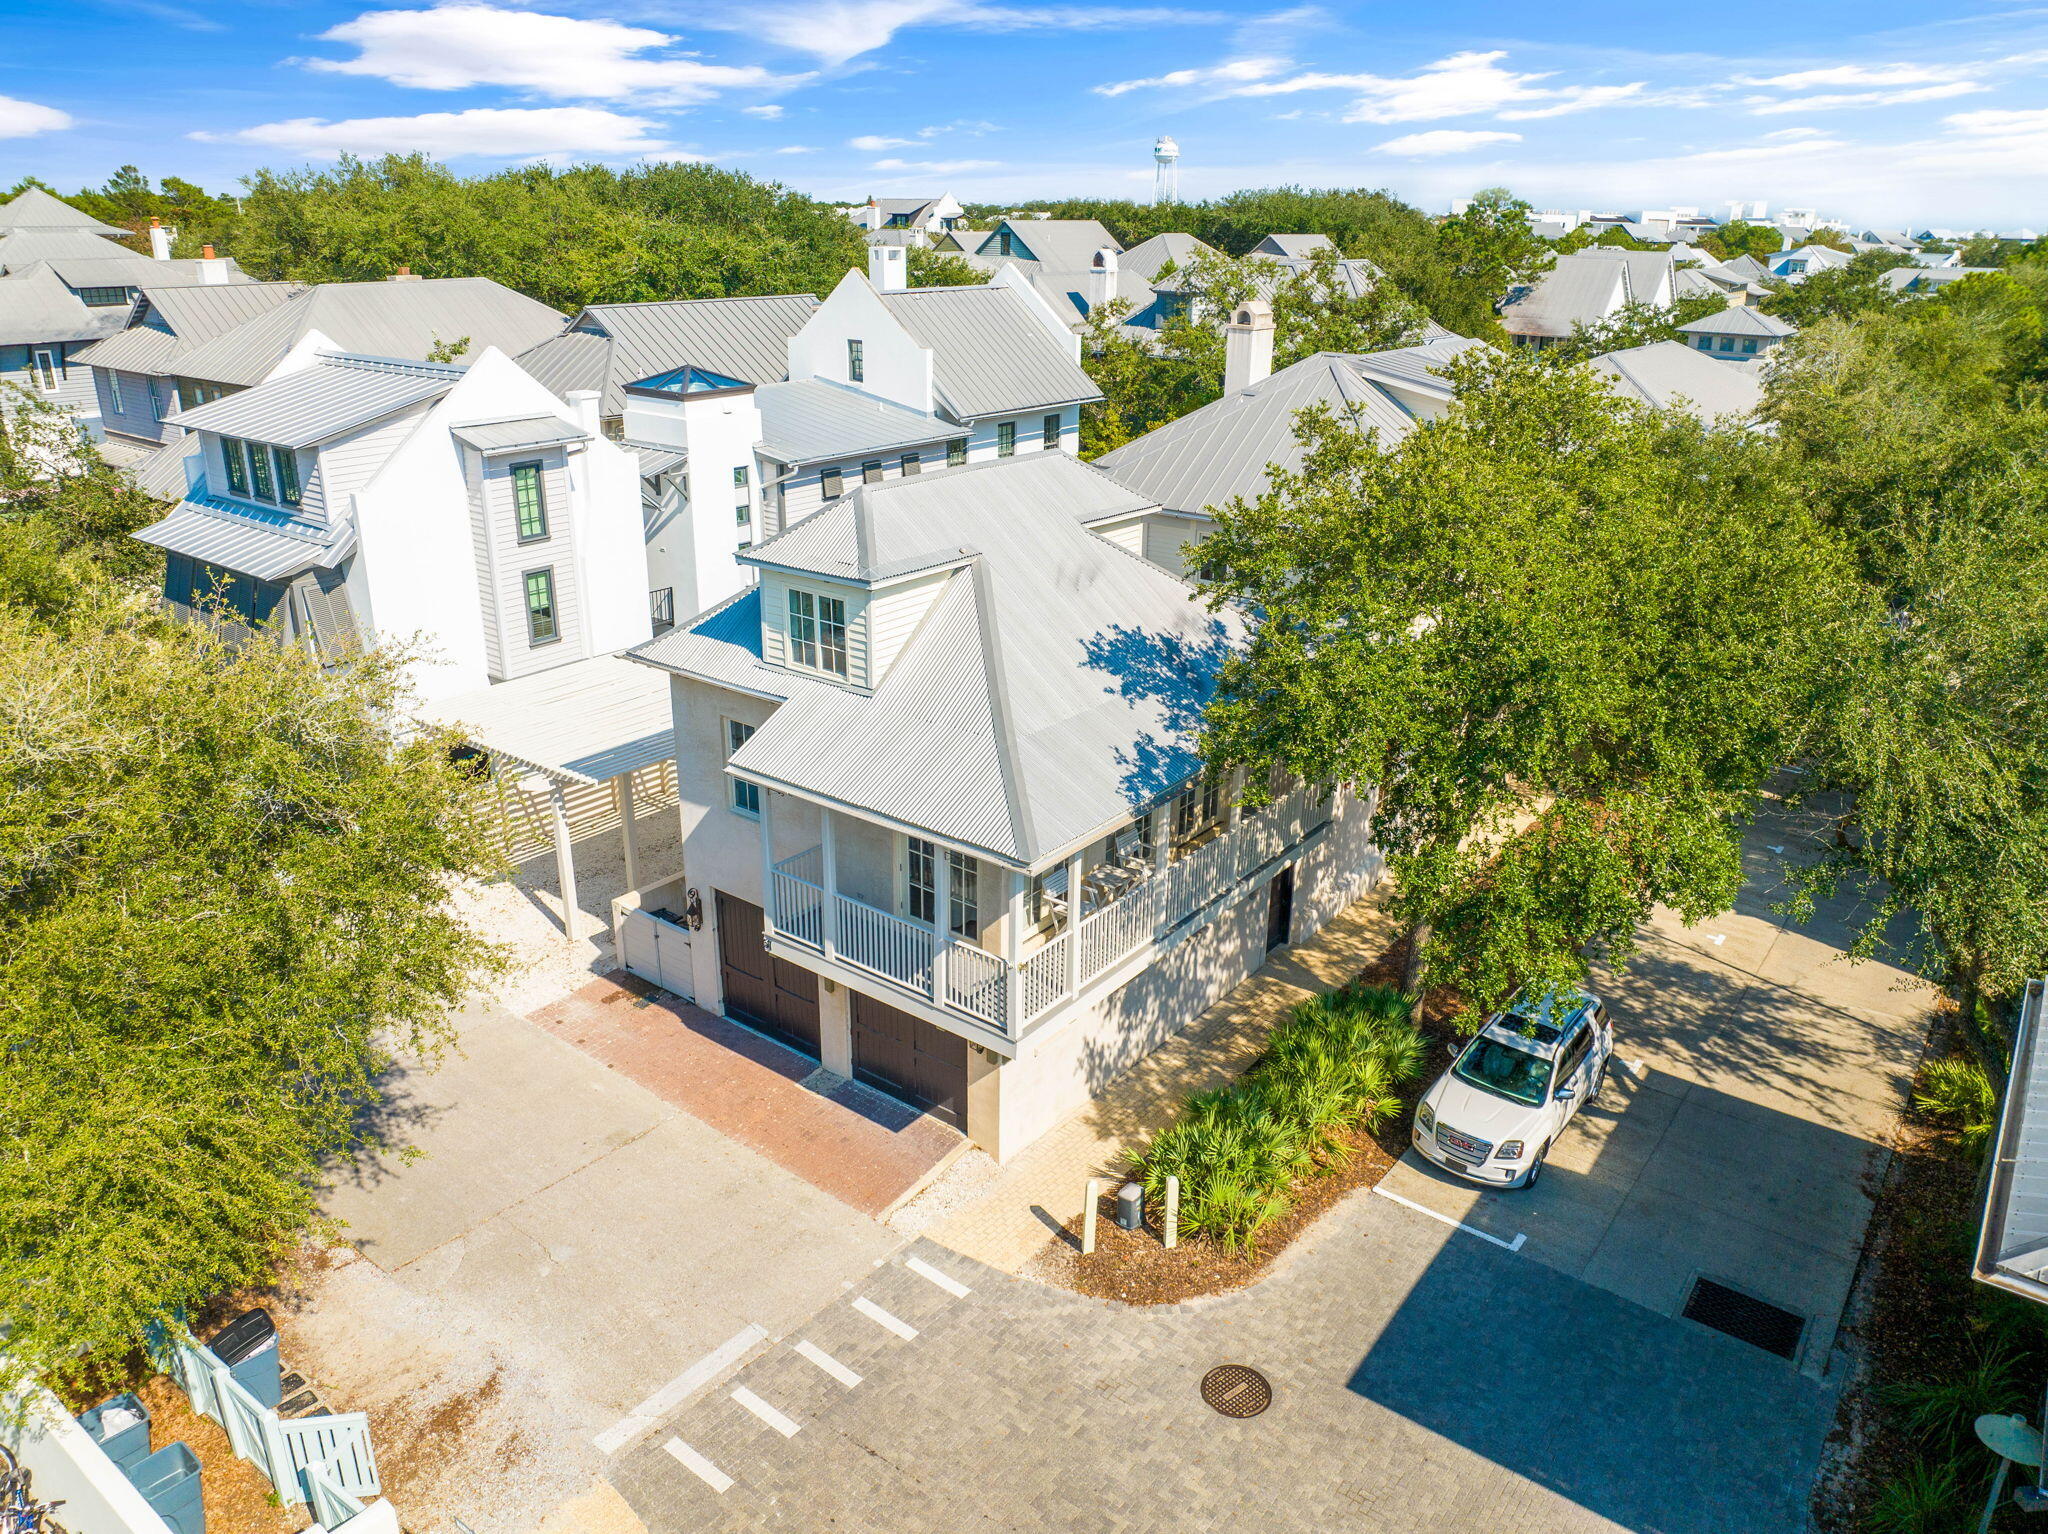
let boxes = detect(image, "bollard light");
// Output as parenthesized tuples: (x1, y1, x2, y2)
(1116, 1181, 1145, 1231)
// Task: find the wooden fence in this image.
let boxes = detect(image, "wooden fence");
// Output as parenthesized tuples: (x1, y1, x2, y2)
(488, 757, 679, 866)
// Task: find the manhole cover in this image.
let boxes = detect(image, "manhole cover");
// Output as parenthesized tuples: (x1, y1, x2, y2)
(1681, 1277, 1806, 1360)
(1201, 1365, 1272, 1418)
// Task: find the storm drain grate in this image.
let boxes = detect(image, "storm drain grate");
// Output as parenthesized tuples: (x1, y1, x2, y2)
(1201, 1365, 1272, 1418)
(1682, 1277, 1806, 1359)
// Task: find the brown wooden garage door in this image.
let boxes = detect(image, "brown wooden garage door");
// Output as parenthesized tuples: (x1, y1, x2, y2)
(717, 891, 820, 1058)
(851, 991, 968, 1130)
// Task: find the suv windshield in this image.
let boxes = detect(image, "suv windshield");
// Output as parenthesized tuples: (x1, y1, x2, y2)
(1452, 1035, 1553, 1107)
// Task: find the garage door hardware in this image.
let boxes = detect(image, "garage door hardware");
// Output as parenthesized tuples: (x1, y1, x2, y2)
(1681, 1277, 1805, 1360)
(1201, 1365, 1272, 1418)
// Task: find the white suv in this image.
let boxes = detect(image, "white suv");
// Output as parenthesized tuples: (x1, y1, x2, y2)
(1411, 986, 1612, 1188)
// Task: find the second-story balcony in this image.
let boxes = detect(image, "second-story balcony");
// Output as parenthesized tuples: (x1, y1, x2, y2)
(760, 782, 1335, 1051)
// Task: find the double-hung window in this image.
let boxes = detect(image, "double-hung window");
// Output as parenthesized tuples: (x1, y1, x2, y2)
(1042, 413, 1060, 449)
(787, 588, 819, 667)
(907, 838, 937, 924)
(786, 588, 848, 676)
(726, 720, 760, 816)
(31, 349, 58, 393)
(222, 437, 249, 496)
(511, 460, 547, 542)
(107, 373, 123, 414)
(523, 567, 559, 645)
(733, 464, 751, 527)
(1695, 336, 1713, 351)
(848, 339, 865, 383)
(947, 438, 968, 467)
(247, 437, 276, 500)
(1742, 338, 1759, 355)
(272, 446, 301, 509)
(996, 421, 1016, 458)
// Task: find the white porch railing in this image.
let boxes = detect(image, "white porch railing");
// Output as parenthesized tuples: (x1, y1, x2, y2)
(768, 785, 1329, 1037)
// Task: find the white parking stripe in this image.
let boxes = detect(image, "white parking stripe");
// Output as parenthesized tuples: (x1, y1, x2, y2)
(852, 1296, 919, 1339)
(793, 1339, 862, 1388)
(1374, 1185, 1528, 1253)
(595, 1323, 768, 1455)
(730, 1386, 800, 1438)
(663, 1437, 732, 1494)
(905, 1256, 971, 1297)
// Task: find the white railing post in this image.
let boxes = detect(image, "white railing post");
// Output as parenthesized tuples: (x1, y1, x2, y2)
(1064, 852, 1084, 999)
(757, 789, 775, 932)
(820, 812, 839, 961)
(932, 845, 951, 1006)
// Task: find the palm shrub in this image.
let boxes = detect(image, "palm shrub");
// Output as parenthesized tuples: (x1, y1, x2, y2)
(1129, 985, 1426, 1251)
(1915, 1057, 2000, 1161)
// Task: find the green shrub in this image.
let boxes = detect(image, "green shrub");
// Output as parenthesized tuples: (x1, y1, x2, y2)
(1129, 984, 1426, 1251)
(1864, 1455, 1971, 1534)
(1916, 1057, 2000, 1160)
(1883, 1338, 2023, 1445)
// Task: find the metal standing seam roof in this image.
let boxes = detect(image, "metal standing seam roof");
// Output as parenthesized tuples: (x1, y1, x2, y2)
(0, 187, 128, 236)
(449, 415, 589, 453)
(0, 263, 123, 344)
(626, 440, 688, 479)
(73, 282, 304, 373)
(164, 356, 461, 448)
(1588, 341, 1766, 420)
(755, 378, 956, 464)
(1119, 232, 1218, 283)
(415, 653, 677, 785)
(516, 293, 820, 417)
(170, 278, 565, 388)
(1576, 246, 1675, 304)
(130, 438, 203, 500)
(1498, 254, 1632, 337)
(1677, 306, 1796, 338)
(0, 228, 160, 281)
(972, 219, 1122, 269)
(879, 284, 1102, 418)
(1978, 980, 2048, 1302)
(638, 451, 1245, 865)
(133, 493, 355, 580)
(1094, 338, 1485, 518)
(1250, 234, 1337, 259)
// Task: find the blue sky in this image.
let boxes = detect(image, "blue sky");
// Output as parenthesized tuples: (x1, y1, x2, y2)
(3, 0, 2046, 227)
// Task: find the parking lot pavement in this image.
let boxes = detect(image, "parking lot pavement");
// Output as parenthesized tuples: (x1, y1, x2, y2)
(292, 1000, 905, 1533)
(1379, 795, 1929, 1378)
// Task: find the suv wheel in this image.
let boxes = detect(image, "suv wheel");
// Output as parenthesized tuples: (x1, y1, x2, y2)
(1522, 1143, 1550, 1188)
(1587, 1060, 1607, 1104)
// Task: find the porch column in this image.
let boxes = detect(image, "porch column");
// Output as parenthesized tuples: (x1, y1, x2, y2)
(1004, 868, 1026, 1036)
(932, 844, 951, 1007)
(757, 787, 776, 933)
(527, 774, 581, 943)
(819, 809, 840, 960)
(615, 773, 640, 893)
(1064, 851, 1084, 998)
(1153, 808, 1171, 872)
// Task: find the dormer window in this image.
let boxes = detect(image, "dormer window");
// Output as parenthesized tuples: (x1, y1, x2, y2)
(848, 339, 865, 383)
(787, 588, 848, 678)
(222, 437, 301, 509)
(247, 440, 275, 500)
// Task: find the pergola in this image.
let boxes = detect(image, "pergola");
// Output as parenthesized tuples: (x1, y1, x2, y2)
(418, 653, 675, 941)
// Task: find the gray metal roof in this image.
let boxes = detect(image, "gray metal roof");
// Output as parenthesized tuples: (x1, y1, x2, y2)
(0, 187, 127, 236)
(0, 263, 123, 344)
(0, 228, 158, 284)
(960, 251, 1157, 328)
(1120, 232, 1216, 283)
(1977, 980, 2048, 1303)
(971, 219, 1120, 269)
(517, 293, 819, 416)
(1589, 341, 1765, 420)
(1251, 234, 1336, 259)
(450, 414, 588, 453)
(1499, 254, 1631, 338)
(72, 281, 304, 374)
(130, 438, 203, 500)
(639, 451, 1242, 865)
(133, 493, 354, 580)
(1677, 306, 1795, 338)
(1576, 246, 1674, 303)
(755, 378, 954, 464)
(1095, 338, 1485, 517)
(165, 355, 459, 447)
(416, 652, 675, 785)
(879, 284, 1101, 418)
(172, 278, 564, 388)
(626, 440, 688, 479)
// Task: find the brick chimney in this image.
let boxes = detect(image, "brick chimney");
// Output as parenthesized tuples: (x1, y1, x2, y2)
(148, 217, 175, 261)
(388, 265, 423, 282)
(1224, 299, 1275, 392)
(197, 245, 231, 285)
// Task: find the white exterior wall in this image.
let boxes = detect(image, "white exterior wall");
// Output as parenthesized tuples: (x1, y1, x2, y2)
(863, 571, 949, 681)
(758, 567, 872, 686)
(628, 386, 763, 626)
(475, 450, 584, 681)
(303, 411, 416, 524)
(787, 272, 934, 415)
(987, 786, 1382, 1157)
(0, 1380, 176, 1534)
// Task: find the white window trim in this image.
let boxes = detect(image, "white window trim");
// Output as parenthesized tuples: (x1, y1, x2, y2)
(31, 348, 59, 394)
(725, 718, 761, 818)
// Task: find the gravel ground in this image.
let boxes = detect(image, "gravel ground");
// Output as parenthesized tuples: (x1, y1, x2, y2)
(887, 1146, 1002, 1235)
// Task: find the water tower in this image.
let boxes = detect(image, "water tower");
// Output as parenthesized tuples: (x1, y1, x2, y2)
(1153, 135, 1180, 205)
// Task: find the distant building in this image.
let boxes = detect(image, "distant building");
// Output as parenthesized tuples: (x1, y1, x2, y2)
(1676, 305, 1795, 363)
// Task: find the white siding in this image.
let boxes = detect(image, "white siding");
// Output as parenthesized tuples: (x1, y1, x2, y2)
(863, 571, 949, 683)
(478, 450, 582, 680)
(95, 368, 165, 443)
(303, 410, 420, 525)
(759, 568, 869, 687)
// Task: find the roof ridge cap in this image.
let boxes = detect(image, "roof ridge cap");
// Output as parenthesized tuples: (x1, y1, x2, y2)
(966, 558, 1035, 859)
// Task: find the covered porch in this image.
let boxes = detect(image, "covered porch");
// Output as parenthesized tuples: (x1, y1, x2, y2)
(418, 654, 677, 942)
(756, 777, 1336, 1051)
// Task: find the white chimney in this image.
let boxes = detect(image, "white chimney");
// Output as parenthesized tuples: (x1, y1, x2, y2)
(147, 218, 175, 261)
(1085, 247, 1119, 315)
(197, 245, 230, 285)
(1224, 299, 1275, 393)
(564, 388, 602, 438)
(868, 243, 907, 293)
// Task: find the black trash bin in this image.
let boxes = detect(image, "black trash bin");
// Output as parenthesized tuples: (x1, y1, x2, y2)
(125, 1442, 205, 1534)
(210, 1307, 282, 1408)
(76, 1392, 151, 1471)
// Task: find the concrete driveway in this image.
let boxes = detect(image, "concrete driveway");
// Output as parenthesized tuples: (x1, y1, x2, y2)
(1377, 791, 1929, 1377)
(284, 1001, 906, 1533)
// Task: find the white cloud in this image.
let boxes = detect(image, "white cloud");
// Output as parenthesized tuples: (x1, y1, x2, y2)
(871, 156, 998, 172)
(1740, 63, 1971, 90)
(770, 144, 817, 153)
(1498, 83, 1653, 120)
(193, 106, 669, 158)
(307, 5, 796, 106)
(0, 96, 74, 139)
(706, 1, 1231, 69)
(1372, 128, 1521, 156)
(742, 104, 785, 118)
(1096, 56, 1290, 97)
(1745, 81, 1986, 114)
(1909, 107, 2048, 175)
(849, 133, 920, 149)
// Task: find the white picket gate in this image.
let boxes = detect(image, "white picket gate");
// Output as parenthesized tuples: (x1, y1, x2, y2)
(150, 1330, 381, 1508)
